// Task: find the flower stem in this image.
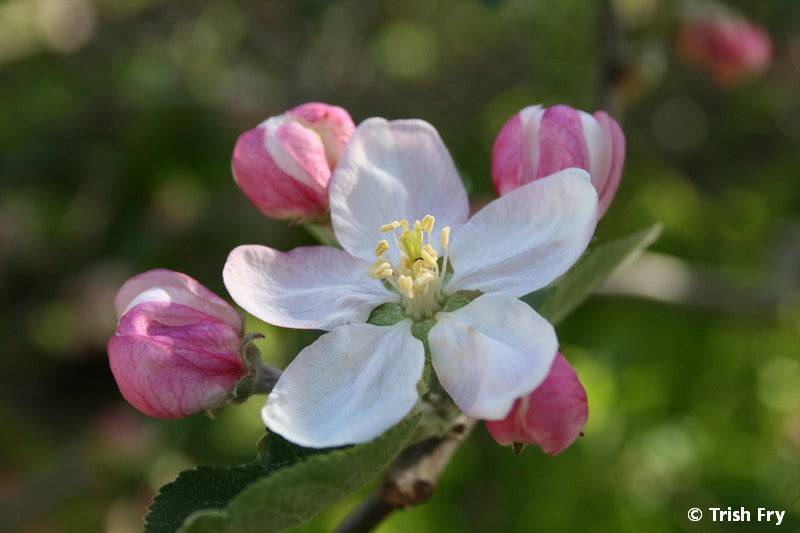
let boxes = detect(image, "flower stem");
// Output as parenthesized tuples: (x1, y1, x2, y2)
(304, 222, 339, 247)
(251, 361, 282, 395)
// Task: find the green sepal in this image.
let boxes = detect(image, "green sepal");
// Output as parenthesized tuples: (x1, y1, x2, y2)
(228, 332, 275, 403)
(366, 302, 405, 326)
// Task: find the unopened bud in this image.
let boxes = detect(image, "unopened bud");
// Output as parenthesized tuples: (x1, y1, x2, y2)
(232, 102, 356, 221)
(108, 269, 247, 418)
(492, 104, 625, 218)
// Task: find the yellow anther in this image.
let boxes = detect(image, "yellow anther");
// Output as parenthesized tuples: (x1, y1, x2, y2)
(421, 215, 435, 233)
(398, 275, 414, 299)
(371, 216, 449, 319)
(369, 259, 392, 279)
(380, 221, 400, 232)
(440, 226, 450, 249)
(374, 239, 389, 256)
(414, 272, 435, 289)
(421, 245, 438, 266)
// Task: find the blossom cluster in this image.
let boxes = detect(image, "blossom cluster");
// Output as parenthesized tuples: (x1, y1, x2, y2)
(108, 101, 626, 456)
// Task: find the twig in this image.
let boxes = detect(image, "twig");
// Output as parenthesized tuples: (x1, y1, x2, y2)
(334, 416, 476, 533)
(332, 492, 394, 533)
(381, 416, 475, 507)
(598, 0, 625, 116)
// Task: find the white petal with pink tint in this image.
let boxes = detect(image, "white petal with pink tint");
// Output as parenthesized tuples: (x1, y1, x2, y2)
(263, 321, 424, 448)
(261, 115, 324, 191)
(114, 269, 241, 330)
(428, 292, 558, 420)
(223, 245, 395, 331)
(330, 118, 469, 263)
(446, 168, 597, 297)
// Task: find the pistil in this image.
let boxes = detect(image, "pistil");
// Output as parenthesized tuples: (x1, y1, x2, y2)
(370, 214, 451, 320)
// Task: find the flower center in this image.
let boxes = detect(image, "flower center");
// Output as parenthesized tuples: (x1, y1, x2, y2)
(369, 214, 451, 320)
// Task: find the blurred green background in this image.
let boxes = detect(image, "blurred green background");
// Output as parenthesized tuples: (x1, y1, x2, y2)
(1, 0, 799, 531)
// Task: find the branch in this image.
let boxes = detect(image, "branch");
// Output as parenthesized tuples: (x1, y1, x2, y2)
(334, 416, 476, 533)
(598, 0, 625, 116)
(597, 251, 780, 314)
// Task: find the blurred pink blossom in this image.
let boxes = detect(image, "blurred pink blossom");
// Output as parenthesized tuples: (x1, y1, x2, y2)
(492, 104, 625, 218)
(232, 102, 356, 221)
(107, 269, 246, 418)
(677, 6, 772, 86)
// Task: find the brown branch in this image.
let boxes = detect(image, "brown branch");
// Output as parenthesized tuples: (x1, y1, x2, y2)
(332, 491, 394, 533)
(598, 0, 625, 116)
(334, 416, 476, 533)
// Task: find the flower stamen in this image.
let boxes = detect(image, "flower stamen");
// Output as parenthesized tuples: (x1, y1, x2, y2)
(371, 214, 451, 320)
(374, 239, 389, 256)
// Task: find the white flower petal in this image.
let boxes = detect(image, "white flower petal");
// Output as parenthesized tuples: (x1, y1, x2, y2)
(446, 168, 598, 297)
(223, 245, 395, 331)
(429, 292, 558, 420)
(263, 321, 424, 447)
(330, 118, 469, 263)
(579, 111, 610, 192)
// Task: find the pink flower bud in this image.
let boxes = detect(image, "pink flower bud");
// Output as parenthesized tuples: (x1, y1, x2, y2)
(676, 5, 772, 86)
(108, 269, 246, 418)
(232, 102, 356, 221)
(485, 352, 588, 456)
(492, 104, 625, 218)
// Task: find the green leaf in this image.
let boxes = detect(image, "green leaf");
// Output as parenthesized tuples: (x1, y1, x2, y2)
(144, 463, 267, 533)
(256, 430, 333, 465)
(529, 223, 663, 325)
(145, 433, 326, 533)
(180, 414, 420, 533)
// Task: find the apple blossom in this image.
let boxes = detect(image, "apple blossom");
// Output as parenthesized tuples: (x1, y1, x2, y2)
(232, 102, 356, 220)
(492, 104, 625, 218)
(486, 352, 588, 456)
(108, 269, 247, 418)
(224, 118, 599, 447)
(676, 5, 772, 86)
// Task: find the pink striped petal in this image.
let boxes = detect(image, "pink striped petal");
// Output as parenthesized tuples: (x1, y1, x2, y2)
(287, 102, 356, 167)
(593, 111, 625, 217)
(492, 104, 625, 219)
(232, 127, 328, 220)
(276, 119, 331, 190)
(535, 105, 590, 178)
